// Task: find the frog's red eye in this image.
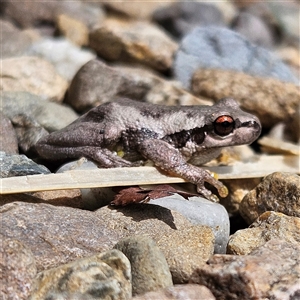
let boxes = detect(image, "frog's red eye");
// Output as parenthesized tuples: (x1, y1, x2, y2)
(214, 115, 235, 136)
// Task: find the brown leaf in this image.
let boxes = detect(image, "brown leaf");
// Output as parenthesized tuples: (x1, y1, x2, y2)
(111, 185, 197, 206)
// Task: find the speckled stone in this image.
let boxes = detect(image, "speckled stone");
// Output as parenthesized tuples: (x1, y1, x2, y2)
(240, 172, 300, 224)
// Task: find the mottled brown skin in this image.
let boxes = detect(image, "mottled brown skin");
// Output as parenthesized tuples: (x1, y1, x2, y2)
(36, 98, 261, 201)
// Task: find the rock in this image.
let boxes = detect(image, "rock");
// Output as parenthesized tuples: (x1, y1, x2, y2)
(227, 211, 300, 255)
(190, 239, 300, 300)
(191, 68, 300, 128)
(132, 284, 215, 300)
(269, 2, 300, 47)
(220, 178, 262, 215)
(276, 47, 300, 80)
(240, 172, 300, 224)
(174, 26, 298, 89)
(148, 195, 229, 254)
(114, 236, 173, 296)
(1, 56, 68, 102)
(66, 59, 204, 112)
(2, 1, 104, 30)
(0, 113, 18, 154)
(89, 19, 178, 73)
(2, 92, 78, 132)
(0, 237, 37, 300)
(0, 152, 50, 178)
(104, 2, 166, 20)
(231, 11, 275, 48)
(30, 249, 131, 300)
(27, 38, 96, 82)
(153, 2, 225, 39)
(56, 14, 89, 46)
(0, 201, 214, 284)
(0, 19, 34, 58)
(10, 114, 48, 155)
(157, 224, 214, 284)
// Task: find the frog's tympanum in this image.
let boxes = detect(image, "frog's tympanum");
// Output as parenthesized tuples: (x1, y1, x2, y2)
(36, 98, 261, 201)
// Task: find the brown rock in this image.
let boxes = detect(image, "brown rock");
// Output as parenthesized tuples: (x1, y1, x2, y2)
(157, 226, 214, 283)
(1, 236, 37, 300)
(240, 172, 300, 224)
(192, 68, 300, 128)
(0, 113, 18, 154)
(66, 59, 205, 112)
(56, 14, 89, 46)
(114, 236, 173, 296)
(89, 19, 178, 72)
(30, 249, 131, 300)
(1, 56, 68, 102)
(190, 239, 300, 300)
(132, 284, 215, 300)
(227, 211, 300, 255)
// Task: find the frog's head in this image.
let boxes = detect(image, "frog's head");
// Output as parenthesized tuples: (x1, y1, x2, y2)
(202, 98, 262, 148)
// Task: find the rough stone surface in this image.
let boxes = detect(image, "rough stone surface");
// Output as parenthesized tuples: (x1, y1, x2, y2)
(157, 225, 214, 284)
(0, 152, 50, 178)
(0, 113, 18, 154)
(132, 284, 215, 300)
(66, 59, 203, 112)
(174, 26, 297, 89)
(89, 19, 178, 72)
(153, 2, 224, 39)
(30, 249, 132, 300)
(149, 195, 229, 254)
(240, 172, 300, 224)
(227, 211, 300, 255)
(1, 56, 68, 102)
(2, 92, 78, 132)
(27, 38, 96, 82)
(0, 201, 214, 284)
(1, 236, 37, 300)
(192, 68, 300, 128)
(190, 239, 300, 300)
(114, 236, 173, 296)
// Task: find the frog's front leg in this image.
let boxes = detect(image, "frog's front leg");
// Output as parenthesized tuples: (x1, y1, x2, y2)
(138, 139, 228, 202)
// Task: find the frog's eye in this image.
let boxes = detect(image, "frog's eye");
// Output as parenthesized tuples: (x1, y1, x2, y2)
(214, 115, 235, 136)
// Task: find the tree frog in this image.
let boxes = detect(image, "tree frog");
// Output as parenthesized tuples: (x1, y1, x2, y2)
(36, 98, 261, 201)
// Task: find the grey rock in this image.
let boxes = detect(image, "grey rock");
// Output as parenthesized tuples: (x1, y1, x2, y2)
(0, 113, 18, 154)
(114, 236, 173, 296)
(240, 172, 300, 224)
(1, 236, 37, 300)
(1, 91, 78, 132)
(0, 19, 33, 58)
(174, 26, 298, 89)
(190, 239, 300, 300)
(149, 195, 229, 254)
(0, 151, 50, 178)
(66, 59, 201, 112)
(27, 38, 96, 82)
(227, 211, 300, 255)
(232, 11, 275, 48)
(30, 249, 132, 300)
(132, 284, 215, 300)
(153, 2, 224, 39)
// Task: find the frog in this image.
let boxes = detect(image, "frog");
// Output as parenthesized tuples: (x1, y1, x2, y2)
(35, 97, 261, 201)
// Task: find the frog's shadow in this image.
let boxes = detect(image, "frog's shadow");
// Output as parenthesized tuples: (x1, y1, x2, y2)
(108, 203, 177, 230)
